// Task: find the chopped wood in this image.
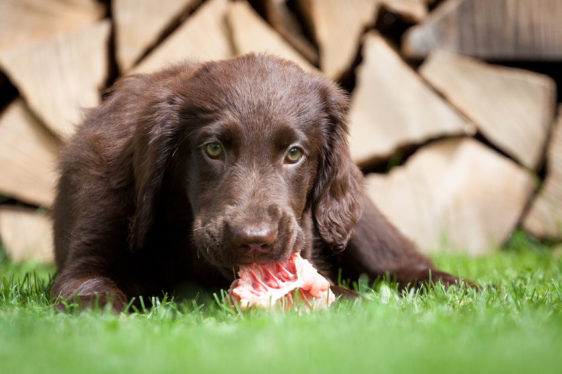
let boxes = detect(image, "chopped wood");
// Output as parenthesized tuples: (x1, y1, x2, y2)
(0, 207, 54, 263)
(134, 0, 232, 74)
(227, 1, 316, 73)
(366, 138, 535, 255)
(263, 0, 319, 65)
(420, 51, 556, 170)
(0, 0, 104, 52)
(0, 100, 60, 207)
(113, 0, 200, 72)
(0, 21, 111, 139)
(297, 0, 378, 80)
(348, 33, 472, 167)
(524, 107, 562, 239)
(403, 0, 562, 60)
(297, 0, 426, 80)
(379, 0, 427, 22)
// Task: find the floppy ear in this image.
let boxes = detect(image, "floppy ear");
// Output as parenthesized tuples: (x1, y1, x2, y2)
(129, 89, 183, 252)
(311, 81, 364, 252)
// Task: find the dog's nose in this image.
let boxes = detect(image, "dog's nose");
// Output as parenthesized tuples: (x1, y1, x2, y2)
(231, 225, 277, 254)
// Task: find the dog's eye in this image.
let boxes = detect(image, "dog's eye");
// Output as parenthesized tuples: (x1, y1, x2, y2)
(204, 142, 223, 159)
(285, 146, 304, 164)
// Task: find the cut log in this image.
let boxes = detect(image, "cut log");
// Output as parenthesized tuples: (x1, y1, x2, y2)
(0, 100, 60, 207)
(524, 107, 562, 239)
(134, 0, 232, 74)
(263, 0, 319, 65)
(420, 52, 556, 170)
(366, 138, 535, 255)
(0, 0, 104, 52)
(0, 207, 53, 264)
(403, 0, 562, 60)
(0, 21, 111, 139)
(297, 0, 426, 79)
(113, 0, 200, 72)
(297, 0, 378, 80)
(379, 0, 427, 22)
(227, 1, 316, 73)
(348, 33, 472, 167)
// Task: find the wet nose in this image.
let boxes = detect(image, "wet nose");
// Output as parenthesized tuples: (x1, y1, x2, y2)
(231, 225, 277, 255)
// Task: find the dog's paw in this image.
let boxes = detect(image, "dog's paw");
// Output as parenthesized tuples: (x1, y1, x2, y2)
(55, 278, 128, 313)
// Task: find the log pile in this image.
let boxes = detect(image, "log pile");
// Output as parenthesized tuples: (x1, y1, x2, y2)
(0, 0, 561, 262)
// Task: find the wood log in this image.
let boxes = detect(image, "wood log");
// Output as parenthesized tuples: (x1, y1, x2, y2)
(0, 100, 60, 208)
(379, 0, 427, 22)
(0, 207, 53, 263)
(297, 0, 378, 80)
(0, 21, 111, 139)
(227, 1, 316, 73)
(134, 0, 232, 74)
(263, 0, 319, 65)
(366, 138, 535, 255)
(420, 51, 556, 170)
(524, 107, 562, 239)
(297, 0, 426, 80)
(113, 0, 200, 72)
(403, 0, 562, 60)
(0, 0, 104, 52)
(348, 33, 472, 167)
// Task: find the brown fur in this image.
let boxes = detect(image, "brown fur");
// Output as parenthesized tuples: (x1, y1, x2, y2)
(52, 55, 469, 312)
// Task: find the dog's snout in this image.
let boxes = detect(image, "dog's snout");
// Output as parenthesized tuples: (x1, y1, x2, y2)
(231, 225, 277, 255)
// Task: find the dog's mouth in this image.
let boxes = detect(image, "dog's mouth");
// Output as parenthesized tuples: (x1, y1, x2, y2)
(203, 246, 300, 275)
(233, 232, 304, 268)
(235, 251, 293, 266)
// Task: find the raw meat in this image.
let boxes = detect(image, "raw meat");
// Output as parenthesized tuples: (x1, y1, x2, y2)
(228, 252, 336, 311)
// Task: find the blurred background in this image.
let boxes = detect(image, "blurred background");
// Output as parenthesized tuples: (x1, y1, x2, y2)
(0, 0, 561, 264)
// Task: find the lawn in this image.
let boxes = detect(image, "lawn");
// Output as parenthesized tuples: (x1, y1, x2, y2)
(1, 234, 561, 374)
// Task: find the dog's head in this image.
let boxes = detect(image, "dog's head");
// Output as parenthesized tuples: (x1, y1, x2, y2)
(129, 54, 363, 269)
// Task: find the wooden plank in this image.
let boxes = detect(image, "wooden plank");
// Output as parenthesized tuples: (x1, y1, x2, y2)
(0, 0, 104, 52)
(348, 33, 472, 166)
(263, 0, 319, 65)
(380, 0, 427, 22)
(403, 0, 562, 60)
(297, 0, 379, 80)
(135, 0, 232, 74)
(366, 138, 535, 255)
(227, 1, 316, 73)
(524, 107, 562, 239)
(0, 100, 60, 207)
(297, 0, 426, 80)
(420, 51, 556, 170)
(113, 0, 200, 72)
(0, 21, 111, 139)
(0, 207, 53, 263)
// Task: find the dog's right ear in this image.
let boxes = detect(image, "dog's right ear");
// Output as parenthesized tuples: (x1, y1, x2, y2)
(125, 64, 205, 252)
(128, 78, 184, 252)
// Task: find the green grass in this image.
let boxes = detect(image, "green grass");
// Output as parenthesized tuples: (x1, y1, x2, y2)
(1, 236, 561, 374)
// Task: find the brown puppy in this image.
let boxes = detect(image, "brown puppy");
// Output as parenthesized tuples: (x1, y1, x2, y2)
(52, 54, 467, 312)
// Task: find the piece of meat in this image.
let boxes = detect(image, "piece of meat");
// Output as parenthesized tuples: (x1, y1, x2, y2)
(228, 252, 336, 311)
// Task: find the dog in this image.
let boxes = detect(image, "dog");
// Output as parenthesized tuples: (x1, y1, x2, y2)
(52, 54, 468, 312)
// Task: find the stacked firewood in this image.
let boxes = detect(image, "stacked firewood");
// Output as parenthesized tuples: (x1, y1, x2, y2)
(0, 0, 561, 262)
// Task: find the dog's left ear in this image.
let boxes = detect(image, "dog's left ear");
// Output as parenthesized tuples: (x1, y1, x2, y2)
(311, 81, 364, 251)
